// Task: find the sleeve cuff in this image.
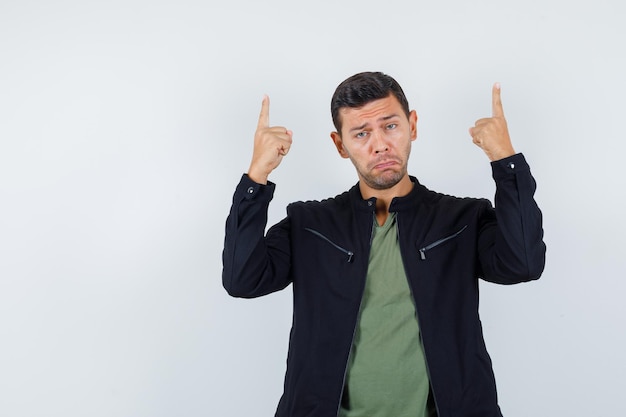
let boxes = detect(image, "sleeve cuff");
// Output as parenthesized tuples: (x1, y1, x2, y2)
(236, 174, 276, 201)
(491, 153, 530, 180)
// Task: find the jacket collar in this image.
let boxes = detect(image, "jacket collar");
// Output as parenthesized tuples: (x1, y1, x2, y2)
(349, 175, 430, 212)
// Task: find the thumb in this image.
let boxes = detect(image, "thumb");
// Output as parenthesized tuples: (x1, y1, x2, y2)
(492, 82, 505, 118)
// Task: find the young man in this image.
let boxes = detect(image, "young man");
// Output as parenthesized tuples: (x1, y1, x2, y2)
(222, 72, 546, 417)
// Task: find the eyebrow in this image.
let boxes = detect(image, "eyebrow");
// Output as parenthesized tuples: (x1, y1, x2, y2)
(348, 114, 400, 133)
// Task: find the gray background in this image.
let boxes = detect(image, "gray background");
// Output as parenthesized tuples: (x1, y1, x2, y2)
(1, 0, 624, 416)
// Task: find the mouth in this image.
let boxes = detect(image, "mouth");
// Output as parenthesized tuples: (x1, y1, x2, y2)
(372, 160, 399, 170)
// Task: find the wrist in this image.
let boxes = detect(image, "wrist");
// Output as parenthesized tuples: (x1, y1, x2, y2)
(247, 166, 269, 185)
(488, 145, 516, 162)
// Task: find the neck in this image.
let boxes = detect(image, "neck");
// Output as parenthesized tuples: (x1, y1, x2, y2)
(359, 175, 413, 226)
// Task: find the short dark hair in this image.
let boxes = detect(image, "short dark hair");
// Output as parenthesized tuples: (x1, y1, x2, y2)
(331, 72, 410, 133)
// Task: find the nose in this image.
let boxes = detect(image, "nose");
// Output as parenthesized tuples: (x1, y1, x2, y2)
(372, 131, 389, 154)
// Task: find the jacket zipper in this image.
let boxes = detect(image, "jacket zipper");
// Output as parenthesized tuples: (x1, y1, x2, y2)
(418, 225, 468, 260)
(397, 216, 441, 417)
(335, 219, 375, 416)
(304, 228, 354, 263)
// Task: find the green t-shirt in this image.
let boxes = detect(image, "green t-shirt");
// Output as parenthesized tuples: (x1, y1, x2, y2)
(339, 213, 434, 417)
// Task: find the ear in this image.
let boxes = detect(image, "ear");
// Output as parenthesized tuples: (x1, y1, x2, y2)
(330, 131, 350, 159)
(409, 110, 418, 141)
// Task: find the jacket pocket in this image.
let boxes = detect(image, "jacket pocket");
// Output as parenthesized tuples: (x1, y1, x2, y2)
(304, 228, 354, 263)
(419, 225, 468, 260)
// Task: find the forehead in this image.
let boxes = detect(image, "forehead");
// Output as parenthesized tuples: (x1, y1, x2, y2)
(338, 94, 405, 127)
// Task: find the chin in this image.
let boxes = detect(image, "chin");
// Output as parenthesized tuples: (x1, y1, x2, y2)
(367, 173, 404, 190)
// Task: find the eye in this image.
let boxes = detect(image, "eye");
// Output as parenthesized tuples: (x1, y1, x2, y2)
(386, 123, 397, 130)
(355, 131, 368, 139)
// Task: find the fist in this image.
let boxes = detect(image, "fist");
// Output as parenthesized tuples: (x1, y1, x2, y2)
(469, 83, 516, 161)
(247, 95, 293, 184)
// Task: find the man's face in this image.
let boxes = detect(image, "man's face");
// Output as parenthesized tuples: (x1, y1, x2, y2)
(331, 94, 418, 191)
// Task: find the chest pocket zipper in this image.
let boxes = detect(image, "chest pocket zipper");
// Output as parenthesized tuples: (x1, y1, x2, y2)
(304, 228, 354, 263)
(419, 225, 468, 260)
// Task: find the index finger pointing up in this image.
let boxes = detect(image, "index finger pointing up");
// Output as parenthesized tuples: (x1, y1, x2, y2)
(492, 82, 505, 118)
(258, 95, 270, 128)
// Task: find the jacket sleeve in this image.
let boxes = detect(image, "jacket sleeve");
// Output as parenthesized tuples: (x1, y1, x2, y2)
(222, 174, 292, 298)
(477, 153, 546, 284)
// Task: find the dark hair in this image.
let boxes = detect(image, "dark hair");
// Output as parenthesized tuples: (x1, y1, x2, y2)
(331, 72, 410, 133)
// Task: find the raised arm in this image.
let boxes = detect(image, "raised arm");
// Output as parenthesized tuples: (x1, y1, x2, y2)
(470, 84, 546, 283)
(222, 97, 293, 297)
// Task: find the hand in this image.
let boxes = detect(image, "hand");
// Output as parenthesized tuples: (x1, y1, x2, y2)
(469, 83, 516, 161)
(247, 95, 293, 184)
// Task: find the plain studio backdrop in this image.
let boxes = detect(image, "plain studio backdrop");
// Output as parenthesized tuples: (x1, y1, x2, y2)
(1, 0, 624, 416)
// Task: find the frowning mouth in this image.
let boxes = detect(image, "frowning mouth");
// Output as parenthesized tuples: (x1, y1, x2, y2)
(372, 159, 399, 170)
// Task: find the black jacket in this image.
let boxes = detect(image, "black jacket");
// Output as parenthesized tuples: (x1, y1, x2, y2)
(222, 153, 546, 417)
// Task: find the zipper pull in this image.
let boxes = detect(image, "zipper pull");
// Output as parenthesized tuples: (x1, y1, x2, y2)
(347, 251, 354, 263)
(419, 249, 426, 260)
